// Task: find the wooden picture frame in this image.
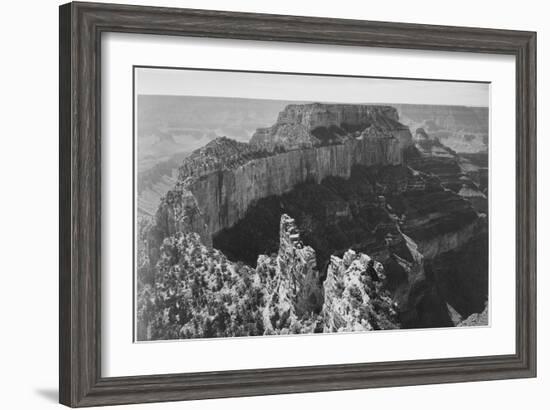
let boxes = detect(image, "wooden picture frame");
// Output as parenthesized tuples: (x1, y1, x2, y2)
(59, 1, 536, 407)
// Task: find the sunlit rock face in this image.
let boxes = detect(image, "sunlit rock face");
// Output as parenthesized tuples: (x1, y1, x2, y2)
(322, 250, 399, 333)
(137, 213, 399, 340)
(137, 215, 314, 340)
(136, 231, 264, 340)
(256, 214, 323, 323)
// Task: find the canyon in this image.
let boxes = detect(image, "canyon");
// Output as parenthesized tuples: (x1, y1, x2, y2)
(156, 104, 413, 243)
(136, 98, 489, 218)
(137, 102, 488, 339)
(395, 104, 489, 154)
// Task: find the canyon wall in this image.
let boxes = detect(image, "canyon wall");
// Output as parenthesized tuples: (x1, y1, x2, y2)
(189, 134, 409, 241)
(323, 250, 399, 332)
(160, 104, 413, 243)
(415, 220, 483, 260)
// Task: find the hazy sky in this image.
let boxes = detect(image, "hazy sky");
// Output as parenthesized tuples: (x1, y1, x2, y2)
(135, 67, 489, 107)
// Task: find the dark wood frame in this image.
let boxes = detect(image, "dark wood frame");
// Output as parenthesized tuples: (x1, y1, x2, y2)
(59, 1, 537, 407)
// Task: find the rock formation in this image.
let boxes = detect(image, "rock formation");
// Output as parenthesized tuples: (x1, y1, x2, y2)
(211, 135, 488, 327)
(323, 250, 399, 332)
(255, 214, 322, 334)
(152, 104, 413, 249)
(137, 102, 489, 339)
(250, 103, 410, 152)
(458, 303, 488, 327)
(138, 214, 394, 340)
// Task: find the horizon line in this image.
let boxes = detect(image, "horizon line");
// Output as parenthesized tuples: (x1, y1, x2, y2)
(137, 94, 489, 109)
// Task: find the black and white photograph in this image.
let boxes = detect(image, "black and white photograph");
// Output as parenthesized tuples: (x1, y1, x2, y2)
(135, 67, 490, 341)
(0, 0, 543, 408)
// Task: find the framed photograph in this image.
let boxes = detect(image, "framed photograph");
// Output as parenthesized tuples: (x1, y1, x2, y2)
(59, 1, 536, 407)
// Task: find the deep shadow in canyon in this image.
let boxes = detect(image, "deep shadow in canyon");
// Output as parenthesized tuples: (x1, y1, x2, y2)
(213, 163, 488, 329)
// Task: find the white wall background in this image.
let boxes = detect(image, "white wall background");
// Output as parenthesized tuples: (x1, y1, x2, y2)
(0, 0, 546, 409)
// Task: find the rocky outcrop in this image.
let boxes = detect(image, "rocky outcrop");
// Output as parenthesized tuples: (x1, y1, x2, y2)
(256, 215, 322, 320)
(175, 137, 264, 180)
(277, 104, 401, 130)
(137, 213, 399, 340)
(250, 103, 409, 152)
(138, 215, 317, 340)
(152, 182, 210, 242)
(323, 250, 399, 332)
(458, 304, 488, 327)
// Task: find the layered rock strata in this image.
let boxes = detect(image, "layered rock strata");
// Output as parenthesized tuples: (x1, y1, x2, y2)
(250, 103, 410, 152)
(154, 104, 413, 247)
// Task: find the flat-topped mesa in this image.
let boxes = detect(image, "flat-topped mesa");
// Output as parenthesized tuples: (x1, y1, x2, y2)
(250, 103, 409, 152)
(279, 103, 401, 127)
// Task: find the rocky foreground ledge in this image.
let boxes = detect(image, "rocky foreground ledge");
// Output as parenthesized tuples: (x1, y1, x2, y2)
(137, 214, 398, 340)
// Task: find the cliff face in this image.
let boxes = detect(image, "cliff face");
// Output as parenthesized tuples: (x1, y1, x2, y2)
(189, 136, 408, 241)
(162, 104, 412, 244)
(277, 103, 401, 129)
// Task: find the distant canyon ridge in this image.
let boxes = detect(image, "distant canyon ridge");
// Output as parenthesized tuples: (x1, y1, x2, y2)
(136, 96, 488, 217)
